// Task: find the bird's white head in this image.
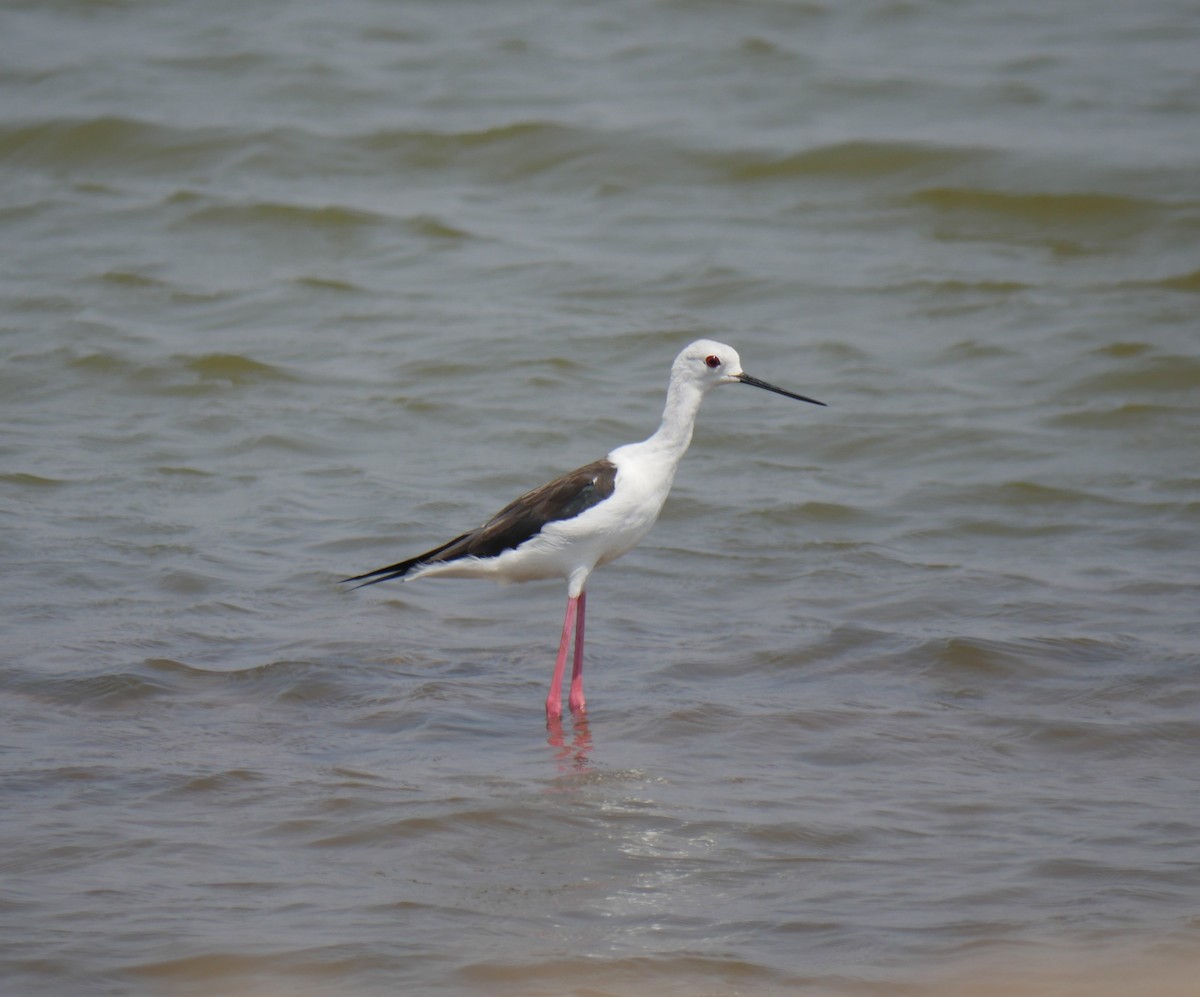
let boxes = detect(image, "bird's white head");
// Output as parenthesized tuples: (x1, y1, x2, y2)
(671, 339, 826, 406)
(672, 339, 745, 390)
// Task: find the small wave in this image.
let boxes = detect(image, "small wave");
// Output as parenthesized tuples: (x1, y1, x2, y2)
(1156, 268, 1200, 292)
(911, 186, 1158, 221)
(1107, 269, 1200, 294)
(360, 119, 608, 180)
(1071, 354, 1200, 395)
(143, 657, 361, 707)
(0, 115, 621, 189)
(1093, 341, 1152, 358)
(310, 808, 528, 849)
(657, 702, 746, 736)
(293, 275, 362, 293)
(205, 658, 360, 707)
(174, 196, 475, 254)
(740, 820, 868, 851)
(1049, 403, 1179, 430)
(359, 119, 711, 189)
(903, 279, 1033, 297)
(183, 353, 297, 383)
(909, 632, 1192, 693)
(991, 480, 1118, 506)
(764, 500, 881, 525)
(179, 200, 387, 231)
(0, 471, 70, 488)
(154, 465, 217, 478)
(143, 657, 219, 678)
(930, 480, 1122, 510)
(147, 770, 267, 802)
(15, 671, 172, 709)
(94, 270, 169, 289)
(125, 951, 290, 982)
(406, 213, 472, 240)
(1010, 716, 1200, 758)
(155, 568, 220, 596)
(0, 115, 241, 173)
(719, 140, 987, 182)
(935, 339, 1022, 363)
(362, 119, 574, 158)
(918, 635, 1041, 679)
(67, 349, 297, 394)
(909, 186, 1169, 253)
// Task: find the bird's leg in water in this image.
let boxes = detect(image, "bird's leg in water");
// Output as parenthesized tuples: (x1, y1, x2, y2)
(545, 594, 580, 720)
(568, 591, 587, 714)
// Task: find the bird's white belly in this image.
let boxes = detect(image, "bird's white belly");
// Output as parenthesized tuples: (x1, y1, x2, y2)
(509, 489, 663, 580)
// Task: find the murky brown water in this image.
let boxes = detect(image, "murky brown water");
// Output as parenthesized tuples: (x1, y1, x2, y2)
(3, 0, 1199, 993)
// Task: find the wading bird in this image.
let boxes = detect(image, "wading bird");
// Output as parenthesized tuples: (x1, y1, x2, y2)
(343, 340, 824, 719)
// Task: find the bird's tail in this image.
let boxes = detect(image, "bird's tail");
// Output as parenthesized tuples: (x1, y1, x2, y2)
(340, 532, 472, 589)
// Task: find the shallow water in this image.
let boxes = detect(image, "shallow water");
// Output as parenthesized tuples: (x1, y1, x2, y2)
(2, 0, 1200, 994)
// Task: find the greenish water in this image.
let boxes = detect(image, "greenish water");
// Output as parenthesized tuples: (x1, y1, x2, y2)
(2, 1, 1199, 994)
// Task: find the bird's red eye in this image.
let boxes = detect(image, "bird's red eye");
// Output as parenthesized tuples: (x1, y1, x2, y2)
(705, 355, 721, 368)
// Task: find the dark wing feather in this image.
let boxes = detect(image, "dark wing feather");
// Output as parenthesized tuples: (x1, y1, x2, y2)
(342, 458, 617, 588)
(340, 531, 474, 589)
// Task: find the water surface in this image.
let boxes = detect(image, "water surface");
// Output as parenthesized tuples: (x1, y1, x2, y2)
(2, 0, 1199, 994)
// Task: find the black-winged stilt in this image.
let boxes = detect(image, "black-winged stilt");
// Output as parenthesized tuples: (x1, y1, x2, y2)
(343, 339, 824, 719)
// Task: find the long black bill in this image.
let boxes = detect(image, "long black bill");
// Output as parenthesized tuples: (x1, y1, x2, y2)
(737, 372, 826, 406)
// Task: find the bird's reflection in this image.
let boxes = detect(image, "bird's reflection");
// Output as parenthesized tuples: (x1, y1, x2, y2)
(546, 713, 594, 774)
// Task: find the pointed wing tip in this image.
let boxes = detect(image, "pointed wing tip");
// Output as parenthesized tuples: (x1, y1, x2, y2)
(340, 571, 405, 589)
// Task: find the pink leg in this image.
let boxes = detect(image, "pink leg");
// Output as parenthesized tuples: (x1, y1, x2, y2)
(568, 591, 587, 714)
(545, 594, 580, 720)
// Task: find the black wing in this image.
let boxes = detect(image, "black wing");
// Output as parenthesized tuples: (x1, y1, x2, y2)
(341, 458, 618, 588)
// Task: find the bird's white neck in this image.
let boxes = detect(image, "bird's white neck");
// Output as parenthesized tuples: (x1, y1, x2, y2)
(638, 375, 706, 464)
